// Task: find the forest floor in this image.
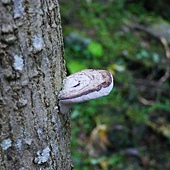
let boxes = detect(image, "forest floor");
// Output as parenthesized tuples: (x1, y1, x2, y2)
(60, 1, 170, 169)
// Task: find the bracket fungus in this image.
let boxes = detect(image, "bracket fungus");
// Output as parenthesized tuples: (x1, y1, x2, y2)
(58, 69, 114, 114)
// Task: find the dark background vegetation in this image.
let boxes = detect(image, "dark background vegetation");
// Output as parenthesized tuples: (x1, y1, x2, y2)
(60, 0, 170, 169)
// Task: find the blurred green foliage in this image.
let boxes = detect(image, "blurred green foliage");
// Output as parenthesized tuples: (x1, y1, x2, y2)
(60, 0, 170, 169)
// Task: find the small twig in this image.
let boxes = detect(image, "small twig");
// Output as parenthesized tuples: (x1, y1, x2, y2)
(134, 78, 170, 96)
(160, 37, 170, 59)
(127, 22, 170, 85)
(134, 78, 165, 88)
(137, 95, 155, 106)
(126, 22, 161, 41)
(159, 37, 170, 84)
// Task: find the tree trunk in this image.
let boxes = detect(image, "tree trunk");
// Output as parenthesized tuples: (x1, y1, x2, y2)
(0, 0, 72, 169)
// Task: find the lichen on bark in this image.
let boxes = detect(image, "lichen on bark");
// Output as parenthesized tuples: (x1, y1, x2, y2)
(0, 0, 72, 169)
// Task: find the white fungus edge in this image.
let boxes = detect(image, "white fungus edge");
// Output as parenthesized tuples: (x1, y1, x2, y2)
(59, 74, 113, 114)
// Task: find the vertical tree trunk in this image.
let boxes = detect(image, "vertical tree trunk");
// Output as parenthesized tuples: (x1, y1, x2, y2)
(0, 0, 72, 169)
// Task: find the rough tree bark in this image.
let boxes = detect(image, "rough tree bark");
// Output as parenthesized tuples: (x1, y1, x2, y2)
(0, 0, 72, 169)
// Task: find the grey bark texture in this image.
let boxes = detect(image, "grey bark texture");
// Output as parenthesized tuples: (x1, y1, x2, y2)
(0, 0, 72, 169)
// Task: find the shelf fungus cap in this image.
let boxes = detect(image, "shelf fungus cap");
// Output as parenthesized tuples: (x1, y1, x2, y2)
(59, 69, 114, 114)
